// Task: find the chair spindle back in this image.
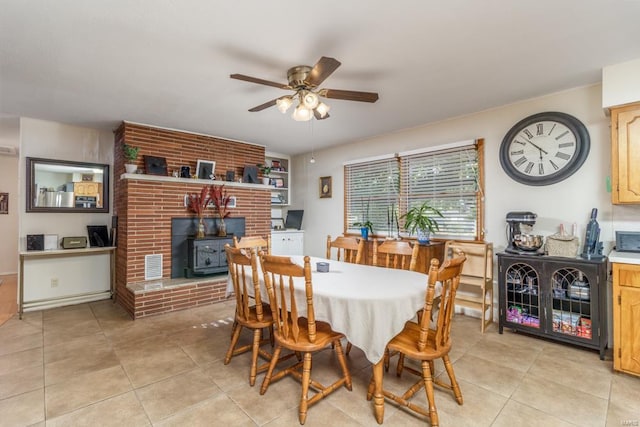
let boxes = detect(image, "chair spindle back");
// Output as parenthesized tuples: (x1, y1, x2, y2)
(225, 244, 265, 322)
(326, 235, 364, 264)
(373, 240, 420, 271)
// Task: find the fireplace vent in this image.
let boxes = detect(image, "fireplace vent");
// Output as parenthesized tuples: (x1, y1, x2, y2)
(145, 254, 163, 280)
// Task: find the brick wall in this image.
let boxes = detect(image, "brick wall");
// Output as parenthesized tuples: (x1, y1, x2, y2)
(114, 122, 270, 318)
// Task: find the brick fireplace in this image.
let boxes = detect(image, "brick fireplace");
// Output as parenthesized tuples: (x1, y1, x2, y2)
(114, 122, 271, 318)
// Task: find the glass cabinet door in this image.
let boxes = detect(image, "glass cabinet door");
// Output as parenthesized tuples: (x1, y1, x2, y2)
(550, 267, 592, 339)
(504, 262, 540, 329)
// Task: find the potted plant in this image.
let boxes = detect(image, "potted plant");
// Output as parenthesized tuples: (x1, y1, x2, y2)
(210, 184, 232, 236)
(401, 201, 443, 244)
(353, 197, 374, 240)
(257, 164, 272, 185)
(122, 144, 140, 174)
(186, 185, 212, 238)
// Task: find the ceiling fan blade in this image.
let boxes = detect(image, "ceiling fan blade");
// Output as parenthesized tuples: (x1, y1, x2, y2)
(313, 110, 330, 120)
(248, 98, 279, 112)
(230, 74, 289, 90)
(305, 57, 341, 87)
(320, 89, 379, 103)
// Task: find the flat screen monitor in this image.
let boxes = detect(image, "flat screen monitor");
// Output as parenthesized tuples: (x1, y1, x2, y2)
(285, 210, 304, 230)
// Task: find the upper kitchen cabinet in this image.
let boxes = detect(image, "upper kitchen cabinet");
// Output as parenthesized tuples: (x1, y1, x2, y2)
(612, 102, 640, 204)
(265, 152, 290, 206)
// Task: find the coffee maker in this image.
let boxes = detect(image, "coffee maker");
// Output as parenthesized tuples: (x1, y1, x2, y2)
(505, 211, 538, 254)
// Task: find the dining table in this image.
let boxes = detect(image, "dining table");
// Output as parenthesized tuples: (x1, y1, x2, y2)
(226, 254, 430, 423)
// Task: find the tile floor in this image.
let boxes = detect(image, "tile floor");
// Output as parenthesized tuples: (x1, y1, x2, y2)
(0, 299, 639, 426)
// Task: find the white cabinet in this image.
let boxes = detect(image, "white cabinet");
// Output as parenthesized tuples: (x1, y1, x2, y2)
(271, 230, 304, 255)
(265, 152, 290, 206)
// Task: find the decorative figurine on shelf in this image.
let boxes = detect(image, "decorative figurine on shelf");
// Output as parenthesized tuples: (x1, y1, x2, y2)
(186, 186, 212, 238)
(211, 184, 232, 237)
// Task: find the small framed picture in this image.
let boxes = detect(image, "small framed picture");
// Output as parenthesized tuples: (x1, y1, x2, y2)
(227, 196, 237, 208)
(196, 160, 216, 180)
(270, 178, 285, 188)
(0, 192, 8, 214)
(271, 218, 285, 230)
(320, 176, 332, 198)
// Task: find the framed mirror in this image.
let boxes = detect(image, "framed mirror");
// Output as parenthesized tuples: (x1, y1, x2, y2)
(26, 157, 110, 213)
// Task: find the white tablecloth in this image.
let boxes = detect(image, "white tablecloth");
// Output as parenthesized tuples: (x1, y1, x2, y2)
(227, 255, 428, 363)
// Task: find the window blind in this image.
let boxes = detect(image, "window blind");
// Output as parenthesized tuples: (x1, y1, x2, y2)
(400, 144, 479, 239)
(345, 157, 399, 235)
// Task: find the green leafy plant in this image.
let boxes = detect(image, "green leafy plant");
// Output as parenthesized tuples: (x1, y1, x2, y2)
(353, 197, 374, 234)
(257, 163, 272, 176)
(401, 201, 443, 235)
(122, 144, 139, 162)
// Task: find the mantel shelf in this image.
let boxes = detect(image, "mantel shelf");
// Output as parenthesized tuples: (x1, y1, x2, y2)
(120, 173, 273, 190)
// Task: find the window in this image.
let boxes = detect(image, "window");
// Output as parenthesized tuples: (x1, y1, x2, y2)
(344, 155, 399, 236)
(344, 139, 484, 240)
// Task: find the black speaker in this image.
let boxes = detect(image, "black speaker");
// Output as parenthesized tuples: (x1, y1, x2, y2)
(26, 234, 44, 251)
(225, 170, 235, 182)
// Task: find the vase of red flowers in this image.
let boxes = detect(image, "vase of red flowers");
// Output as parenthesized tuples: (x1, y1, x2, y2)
(186, 186, 212, 238)
(210, 185, 231, 236)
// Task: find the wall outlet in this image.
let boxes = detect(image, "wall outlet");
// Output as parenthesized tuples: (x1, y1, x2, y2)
(51, 278, 58, 288)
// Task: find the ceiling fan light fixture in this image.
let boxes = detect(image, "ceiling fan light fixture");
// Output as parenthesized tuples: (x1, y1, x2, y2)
(315, 102, 330, 118)
(301, 91, 319, 109)
(292, 104, 312, 121)
(276, 96, 293, 114)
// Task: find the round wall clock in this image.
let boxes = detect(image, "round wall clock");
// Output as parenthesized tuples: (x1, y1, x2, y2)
(499, 112, 590, 186)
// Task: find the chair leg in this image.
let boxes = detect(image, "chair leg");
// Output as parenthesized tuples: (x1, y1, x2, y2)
(260, 345, 282, 395)
(442, 355, 463, 405)
(249, 328, 262, 386)
(421, 360, 439, 427)
(396, 352, 405, 377)
(346, 341, 352, 355)
(384, 348, 390, 372)
(224, 321, 243, 364)
(333, 339, 352, 391)
(299, 352, 312, 425)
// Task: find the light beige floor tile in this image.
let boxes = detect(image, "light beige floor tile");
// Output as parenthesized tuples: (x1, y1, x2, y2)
(117, 343, 196, 388)
(0, 347, 42, 377)
(42, 303, 95, 322)
(202, 347, 268, 391)
(45, 391, 150, 427)
(43, 318, 103, 346)
(45, 365, 132, 418)
(0, 388, 44, 427)
(135, 367, 221, 422)
(512, 373, 608, 426)
(450, 353, 525, 397)
(179, 333, 231, 366)
(465, 335, 541, 372)
(0, 364, 43, 400)
(154, 393, 254, 427)
(227, 375, 301, 425)
(20, 310, 43, 330)
(541, 339, 612, 375)
(44, 343, 120, 386)
(606, 373, 640, 426)
(0, 317, 41, 341)
(528, 351, 612, 399)
(43, 332, 109, 364)
(492, 399, 576, 427)
(264, 398, 362, 426)
(0, 330, 42, 357)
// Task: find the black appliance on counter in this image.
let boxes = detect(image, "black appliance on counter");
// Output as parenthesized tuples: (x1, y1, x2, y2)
(580, 208, 605, 260)
(505, 211, 542, 255)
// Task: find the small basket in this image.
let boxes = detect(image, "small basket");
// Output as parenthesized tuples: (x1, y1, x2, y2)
(545, 234, 580, 257)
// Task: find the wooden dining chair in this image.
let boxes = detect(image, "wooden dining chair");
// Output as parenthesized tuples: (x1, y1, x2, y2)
(372, 239, 420, 271)
(326, 235, 364, 264)
(233, 234, 271, 255)
(367, 254, 466, 427)
(223, 245, 275, 386)
(259, 252, 352, 425)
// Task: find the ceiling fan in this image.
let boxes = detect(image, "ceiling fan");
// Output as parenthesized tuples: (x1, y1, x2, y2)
(230, 56, 379, 121)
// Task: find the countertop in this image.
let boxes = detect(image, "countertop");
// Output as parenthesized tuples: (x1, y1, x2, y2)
(608, 250, 640, 265)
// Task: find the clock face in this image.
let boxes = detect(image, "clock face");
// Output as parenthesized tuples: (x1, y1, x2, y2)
(499, 112, 590, 186)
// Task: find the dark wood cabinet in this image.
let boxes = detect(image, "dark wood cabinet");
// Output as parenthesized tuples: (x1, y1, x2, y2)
(360, 239, 444, 273)
(498, 253, 607, 359)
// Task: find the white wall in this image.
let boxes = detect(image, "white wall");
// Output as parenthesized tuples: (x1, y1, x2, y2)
(18, 118, 115, 303)
(0, 116, 20, 274)
(602, 58, 640, 109)
(293, 84, 640, 259)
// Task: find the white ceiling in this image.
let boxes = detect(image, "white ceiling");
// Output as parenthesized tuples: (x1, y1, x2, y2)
(2, 1, 640, 156)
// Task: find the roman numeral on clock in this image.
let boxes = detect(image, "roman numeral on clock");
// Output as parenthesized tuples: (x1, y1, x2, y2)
(525, 162, 534, 174)
(538, 163, 544, 175)
(536, 123, 543, 135)
(555, 152, 571, 161)
(510, 149, 524, 156)
(514, 156, 527, 167)
(523, 129, 534, 139)
(549, 159, 559, 170)
(555, 130, 570, 140)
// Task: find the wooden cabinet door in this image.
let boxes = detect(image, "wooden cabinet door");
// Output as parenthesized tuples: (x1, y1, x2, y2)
(612, 102, 640, 204)
(620, 286, 640, 375)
